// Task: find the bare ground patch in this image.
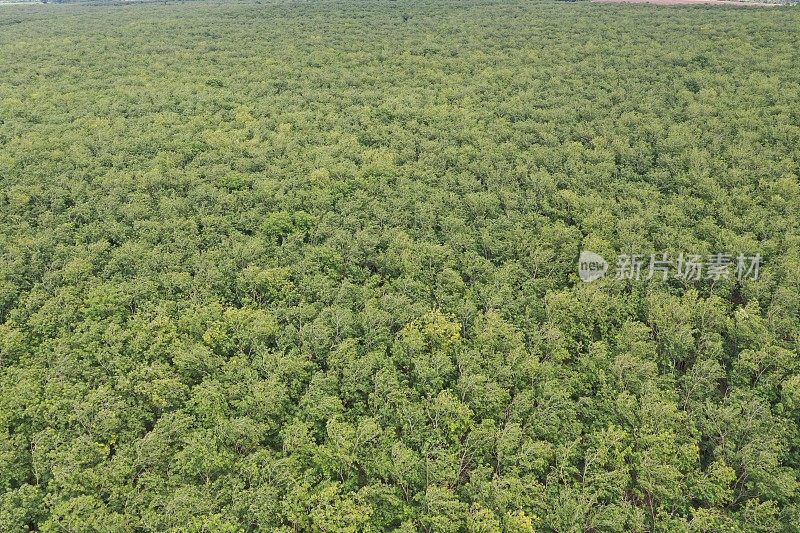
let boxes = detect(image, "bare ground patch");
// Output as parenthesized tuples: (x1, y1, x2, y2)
(591, 0, 784, 6)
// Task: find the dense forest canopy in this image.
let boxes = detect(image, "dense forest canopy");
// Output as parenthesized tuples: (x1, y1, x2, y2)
(1, 0, 799, 531)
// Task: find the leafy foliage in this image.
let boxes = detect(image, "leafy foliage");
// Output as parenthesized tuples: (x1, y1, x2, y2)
(1, 0, 799, 531)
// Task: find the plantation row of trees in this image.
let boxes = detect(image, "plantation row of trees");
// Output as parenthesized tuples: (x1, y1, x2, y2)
(1, 0, 799, 531)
